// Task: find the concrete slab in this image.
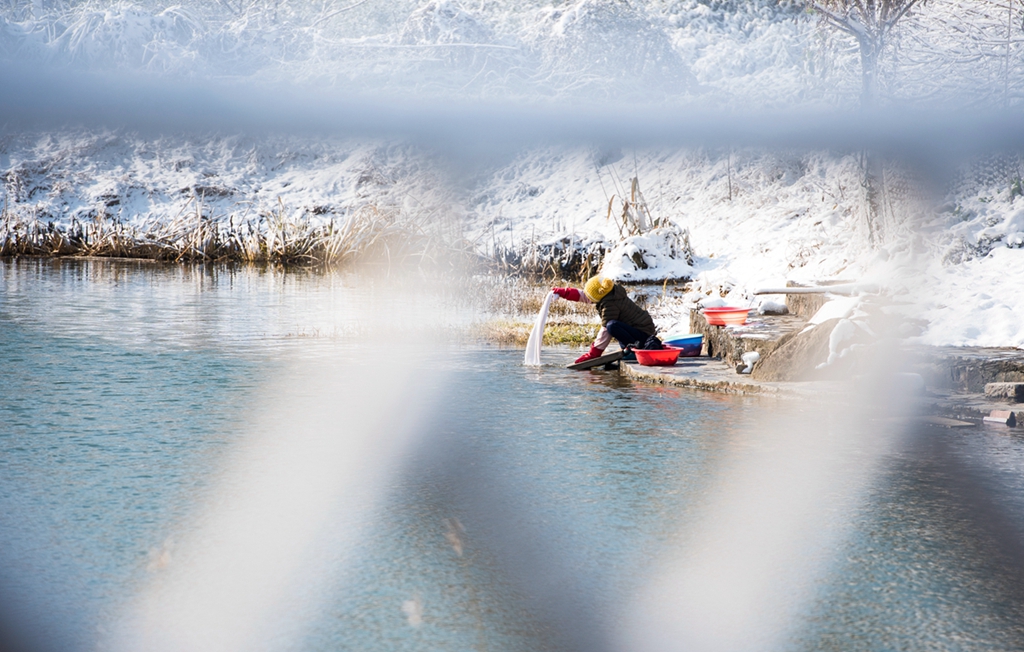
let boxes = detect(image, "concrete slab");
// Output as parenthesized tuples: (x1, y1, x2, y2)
(985, 381, 1024, 403)
(620, 358, 832, 398)
(688, 311, 809, 366)
(912, 346, 1024, 392)
(620, 358, 1023, 429)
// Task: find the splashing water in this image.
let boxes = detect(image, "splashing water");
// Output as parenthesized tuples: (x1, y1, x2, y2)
(524, 291, 556, 366)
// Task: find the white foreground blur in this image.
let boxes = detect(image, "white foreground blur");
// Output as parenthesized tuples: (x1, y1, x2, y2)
(618, 373, 914, 652)
(110, 343, 440, 652)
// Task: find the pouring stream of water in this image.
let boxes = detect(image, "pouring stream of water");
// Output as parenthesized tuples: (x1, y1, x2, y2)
(523, 291, 556, 366)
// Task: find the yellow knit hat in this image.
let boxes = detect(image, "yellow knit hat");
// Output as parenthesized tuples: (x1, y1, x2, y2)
(583, 276, 614, 303)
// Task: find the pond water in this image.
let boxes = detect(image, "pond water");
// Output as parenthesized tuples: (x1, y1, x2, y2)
(1, 258, 1023, 652)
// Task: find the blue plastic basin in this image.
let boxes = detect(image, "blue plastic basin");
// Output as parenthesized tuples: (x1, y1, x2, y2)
(663, 334, 703, 357)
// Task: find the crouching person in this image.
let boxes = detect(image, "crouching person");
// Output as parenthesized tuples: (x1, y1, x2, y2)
(552, 276, 661, 364)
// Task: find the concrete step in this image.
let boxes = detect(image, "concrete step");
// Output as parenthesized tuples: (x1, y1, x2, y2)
(984, 382, 1024, 403)
(688, 309, 807, 367)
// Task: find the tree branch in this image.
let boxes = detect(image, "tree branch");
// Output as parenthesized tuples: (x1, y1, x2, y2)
(811, 2, 865, 38)
(881, 0, 924, 37)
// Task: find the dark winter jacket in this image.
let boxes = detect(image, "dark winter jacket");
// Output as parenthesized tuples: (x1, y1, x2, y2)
(595, 284, 656, 335)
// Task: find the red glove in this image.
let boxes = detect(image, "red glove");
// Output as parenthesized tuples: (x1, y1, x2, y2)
(552, 287, 581, 301)
(574, 345, 605, 364)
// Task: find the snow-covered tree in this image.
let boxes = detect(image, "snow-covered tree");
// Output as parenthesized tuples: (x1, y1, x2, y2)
(898, 0, 1024, 107)
(809, 0, 928, 106)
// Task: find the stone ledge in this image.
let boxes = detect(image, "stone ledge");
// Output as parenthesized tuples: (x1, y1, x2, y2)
(683, 314, 1024, 392)
(785, 281, 829, 318)
(908, 347, 1024, 392)
(926, 390, 1022, 424)
(688, 310, 808, 367)
(984, 382, 1024, 403)
(620, 358, 1022, 428)
(620, 358, 829, 398)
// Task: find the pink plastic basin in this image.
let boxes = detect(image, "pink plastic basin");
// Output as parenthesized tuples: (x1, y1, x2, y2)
(703, 307, 749, 326)
(634, 347, 682, 366)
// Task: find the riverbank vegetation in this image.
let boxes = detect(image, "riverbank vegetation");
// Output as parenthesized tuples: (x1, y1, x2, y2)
(488, 235, 608, 283)
(0, 198, 471, 268)
(476, 320, 597, 347)
(473, 276, 600, 347)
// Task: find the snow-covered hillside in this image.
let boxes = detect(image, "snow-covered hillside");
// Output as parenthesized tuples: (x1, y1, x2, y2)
(467, 145, 1024, 348)
(0, 130, 454, 232)
(2, 0, 1024, 348)
(4, 130, 1023, 347)
(2, 0, 1020, 107)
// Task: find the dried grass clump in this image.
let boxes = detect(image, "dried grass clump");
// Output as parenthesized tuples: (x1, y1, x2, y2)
(0, 197, 468, 269)
(490, 235, 609, 281)
(479, 275, 595, 319)
(472, 279, 600, 346)
(475, 320, 597, 347)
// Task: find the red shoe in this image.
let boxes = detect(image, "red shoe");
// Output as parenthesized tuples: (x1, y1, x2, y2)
(574, 345, 605, 364)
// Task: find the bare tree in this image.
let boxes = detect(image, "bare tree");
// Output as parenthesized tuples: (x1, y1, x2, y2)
(810, 0, 929, 106)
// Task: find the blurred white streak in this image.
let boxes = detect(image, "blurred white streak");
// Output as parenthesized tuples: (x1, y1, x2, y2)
(619, 375, 916, 652)
(111, 343, 440, 652)
(4, 66, 1024, 159)
(401, 595, 423, 627)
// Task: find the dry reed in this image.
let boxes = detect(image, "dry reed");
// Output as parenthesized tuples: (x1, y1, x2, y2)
(472, 278, 600, 347)
(488, 235, 609, 281)
(475, 320, 598, 347)
(0, 197, 472, 269)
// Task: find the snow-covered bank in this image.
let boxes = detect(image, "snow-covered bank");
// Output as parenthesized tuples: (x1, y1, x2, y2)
(3, 129, 1023, 347)
(470, 145, 1024, 349)
(466, 147, 879, 288)
(0, 130, 456, 229)
(0, 1, 811, 104)
(0, 130, 471, 264)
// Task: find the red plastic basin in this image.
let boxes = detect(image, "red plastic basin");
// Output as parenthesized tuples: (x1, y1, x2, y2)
(634, 347, 682, 366)
(703, 307, 749, 326)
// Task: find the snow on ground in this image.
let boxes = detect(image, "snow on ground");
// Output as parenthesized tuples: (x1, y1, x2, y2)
(600, 225, 694, 282)
(918, 246, 1024, 348)
(907, 158, 1024, 348)
(0, 130, 461, 235)
(0, 0, 807, 102)
(466, 146, 886, 296)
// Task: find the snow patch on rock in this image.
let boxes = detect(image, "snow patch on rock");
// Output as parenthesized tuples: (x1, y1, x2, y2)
(601, 225, 695, 282)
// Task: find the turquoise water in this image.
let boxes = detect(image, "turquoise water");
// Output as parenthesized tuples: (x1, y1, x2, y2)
(2, 258, 1024, 651)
